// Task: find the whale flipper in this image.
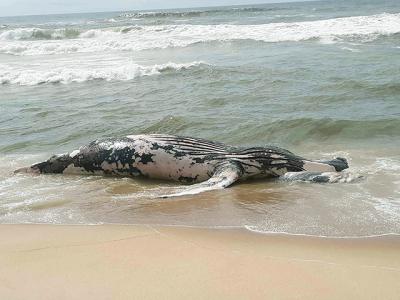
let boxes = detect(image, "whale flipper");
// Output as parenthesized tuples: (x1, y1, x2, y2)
(280, 171, 361, 183)
(160, 161, 243, 198)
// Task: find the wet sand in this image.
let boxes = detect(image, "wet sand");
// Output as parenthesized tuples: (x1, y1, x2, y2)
(1, 224, 400, 300)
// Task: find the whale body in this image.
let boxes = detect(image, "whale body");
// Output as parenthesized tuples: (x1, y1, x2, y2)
(16, 134, 351, 197)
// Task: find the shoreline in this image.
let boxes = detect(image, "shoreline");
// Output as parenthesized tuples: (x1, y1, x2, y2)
(1, 224, 400, 299)
(2, 222, 400, 239)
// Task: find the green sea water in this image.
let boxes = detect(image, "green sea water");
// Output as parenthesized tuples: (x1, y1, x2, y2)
(0, 0, 399, 236)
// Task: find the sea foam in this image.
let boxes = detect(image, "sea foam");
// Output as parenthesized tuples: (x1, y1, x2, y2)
(0, 61, 206, 85)
(0, 12, 399, 55)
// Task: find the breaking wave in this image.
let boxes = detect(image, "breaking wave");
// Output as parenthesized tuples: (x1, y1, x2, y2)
(0, 27, 81, 40)
(1, 12, 399, 55)
(0, 61, 207, 85)
(118, 7, 277, 19)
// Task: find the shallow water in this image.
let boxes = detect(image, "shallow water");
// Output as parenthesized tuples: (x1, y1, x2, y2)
(0, 0, 399, 236)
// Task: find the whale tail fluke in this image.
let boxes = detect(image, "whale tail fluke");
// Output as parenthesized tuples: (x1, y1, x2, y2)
(14, 154, 73, 175)
(14, 166, 39, 174)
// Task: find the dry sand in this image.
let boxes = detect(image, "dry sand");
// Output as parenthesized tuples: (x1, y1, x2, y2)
(1, 224, 400, 300)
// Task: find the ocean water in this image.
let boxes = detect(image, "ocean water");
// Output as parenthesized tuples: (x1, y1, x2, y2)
(0, 0, 399, 237)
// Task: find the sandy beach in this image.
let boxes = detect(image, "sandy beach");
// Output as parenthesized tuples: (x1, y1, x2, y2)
(1, 224, 399, 300)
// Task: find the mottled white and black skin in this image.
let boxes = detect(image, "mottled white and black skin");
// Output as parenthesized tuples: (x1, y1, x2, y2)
(16, 134, 351, 197)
